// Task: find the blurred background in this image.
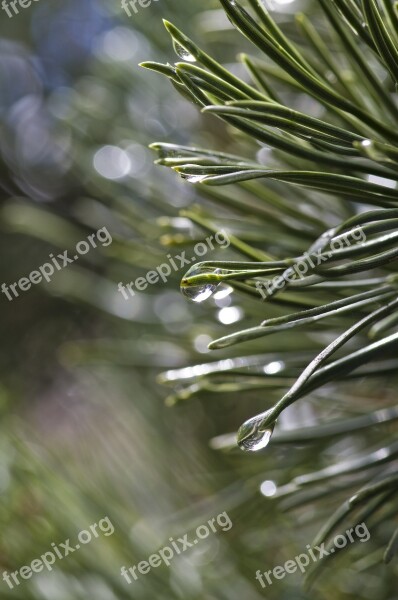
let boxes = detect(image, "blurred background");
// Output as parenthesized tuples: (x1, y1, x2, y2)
(0, 1, 397, 599)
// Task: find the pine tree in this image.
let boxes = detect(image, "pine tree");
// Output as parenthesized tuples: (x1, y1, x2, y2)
(143, 0, 398, 580)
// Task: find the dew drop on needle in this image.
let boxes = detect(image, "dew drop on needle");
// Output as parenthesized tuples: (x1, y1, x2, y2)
(237, 415, 276, 452)
(173, 41, 196, 62)
(180, 266, 225, 303)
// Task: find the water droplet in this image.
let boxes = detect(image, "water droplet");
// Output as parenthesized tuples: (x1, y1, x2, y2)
(237, 413, 276, 452)
(360, 140, 376, 159)
(360, 139, 387, 162)
(361, 139, 372, 148)
(182, 282, 216, 302)
(173, 40, 196, 62)
(184, 174, 207, 184)
(180, 266, 225, 303)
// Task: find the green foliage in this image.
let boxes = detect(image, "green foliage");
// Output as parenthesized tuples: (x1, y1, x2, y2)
(2, 1, 398, 597)
(146, 0, 398, 580)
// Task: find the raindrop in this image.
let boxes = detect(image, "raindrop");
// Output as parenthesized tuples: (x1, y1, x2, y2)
(184, 174, 207, 184)
(173, 40, 196, 62)
(360, 139, 386, 162)
(237, 413, 276, 452)
(180, 265, 226, 303)
(181, 281, 216, 302)
(361, 139, 372, 148)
